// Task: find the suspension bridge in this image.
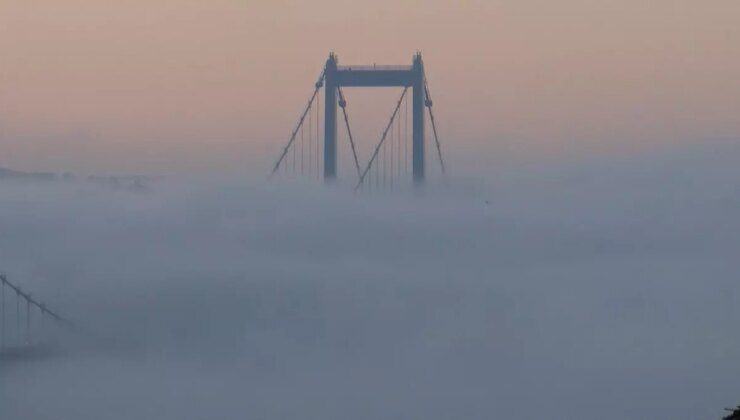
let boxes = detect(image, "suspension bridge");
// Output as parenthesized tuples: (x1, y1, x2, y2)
(270, 52, 446, 190)
(0, 274, 76, 361)
(1, 54, 447, 361)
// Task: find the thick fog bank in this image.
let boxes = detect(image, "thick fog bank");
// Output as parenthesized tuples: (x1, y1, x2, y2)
(1, 146, 739, 420)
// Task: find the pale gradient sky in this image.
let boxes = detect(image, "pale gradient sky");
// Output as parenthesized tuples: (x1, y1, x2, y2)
(1, 0, 739, 174)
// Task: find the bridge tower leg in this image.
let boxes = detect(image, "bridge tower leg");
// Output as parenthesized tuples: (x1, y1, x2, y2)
(412, 53, 426, 185)
(324, 53, 338, 181)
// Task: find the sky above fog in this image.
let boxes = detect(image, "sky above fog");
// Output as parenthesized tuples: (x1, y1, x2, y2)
(1, 0, 739, 174)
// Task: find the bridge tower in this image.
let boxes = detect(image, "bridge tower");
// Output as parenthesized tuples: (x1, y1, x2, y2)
(270, 52, 444, 189)
(323, 53, 427, 184)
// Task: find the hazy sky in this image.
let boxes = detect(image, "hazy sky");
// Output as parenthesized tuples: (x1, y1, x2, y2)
(1, 0, 739, 173)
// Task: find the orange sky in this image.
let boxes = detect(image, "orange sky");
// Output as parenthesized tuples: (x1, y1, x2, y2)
(1, 0, 739, 174)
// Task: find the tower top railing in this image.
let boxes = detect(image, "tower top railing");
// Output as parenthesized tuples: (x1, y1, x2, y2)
(337, 65, 413, 72)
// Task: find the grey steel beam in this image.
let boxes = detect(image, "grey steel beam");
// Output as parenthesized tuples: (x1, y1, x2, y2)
(334, 69, 416, 87)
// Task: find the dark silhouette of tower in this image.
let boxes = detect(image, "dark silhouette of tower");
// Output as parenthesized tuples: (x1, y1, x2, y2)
(322, 53, 428, 184)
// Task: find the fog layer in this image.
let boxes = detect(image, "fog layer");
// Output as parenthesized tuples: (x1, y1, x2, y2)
(1, 145, 739, 419)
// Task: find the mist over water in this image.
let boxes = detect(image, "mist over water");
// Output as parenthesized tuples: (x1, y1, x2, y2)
(1, 143, 739, 420)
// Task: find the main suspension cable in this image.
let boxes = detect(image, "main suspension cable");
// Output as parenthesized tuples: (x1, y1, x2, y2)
(337, 87, 362, 178)
(0, 273, 113, 351)
(0, 274, 73, 330)
(424, 80, 446, 175)
(270, 68, 326, 177)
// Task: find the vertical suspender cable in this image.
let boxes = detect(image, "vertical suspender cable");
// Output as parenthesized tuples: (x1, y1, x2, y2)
(393, 116, 398, 189)
(38, 305, 43, 343)
(301, 110, 305, 175)
(26, 299, 30, 345)
(316, 88, 320, 179)
(41, 305, 46, 342)
(305, 106, 311, 176)
(390, 114, 394, 190)
(270, 68, 326, 177)
(309, 102, 313, 175)
(392, 111, 396, 188)
(337, 88, 362, 178)
(388, 118, 393, 190)
(316, 94, 320, 179)
(393, 104, 397, 182)
(397, 103, 401, 181)
(383, 119, 393, 190)
(316, 89, 326, 178)
(380, 136, 384, 190)
(16, 291, 20, 346)
(382, 127, 386, 190)
(374, 152, 378, 190)
(383, 130, 393, 190)
(376, 154, 380, 190)
(1, 277, 4, 350)
(355, 88, 409, 190)
(405, 94, 409, 174)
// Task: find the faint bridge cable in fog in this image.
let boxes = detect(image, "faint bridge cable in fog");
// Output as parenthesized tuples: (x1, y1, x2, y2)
(0, 274, 76, 353)
(16, 288, 20, 343)
(26, 298, 31, 344)
(301, 121, 305, 175)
